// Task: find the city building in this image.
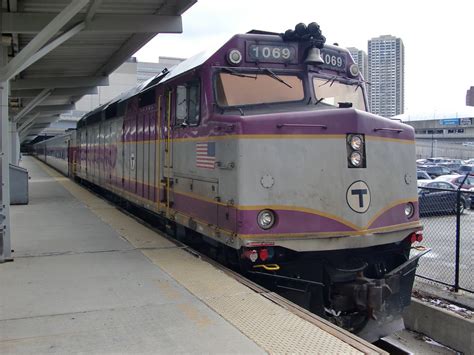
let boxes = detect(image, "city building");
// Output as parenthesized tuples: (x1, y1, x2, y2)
(466, 86, 474, 106)
(368, 35, 405, 117)
(347, 47, 368, 81)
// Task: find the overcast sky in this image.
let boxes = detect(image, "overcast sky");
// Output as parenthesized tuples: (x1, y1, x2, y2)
(134, 0, 474, 115)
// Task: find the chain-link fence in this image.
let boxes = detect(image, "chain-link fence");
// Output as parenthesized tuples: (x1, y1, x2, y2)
(416, 184, 473, 293)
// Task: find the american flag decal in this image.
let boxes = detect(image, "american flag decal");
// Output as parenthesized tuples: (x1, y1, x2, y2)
(196, 142, 216, 169)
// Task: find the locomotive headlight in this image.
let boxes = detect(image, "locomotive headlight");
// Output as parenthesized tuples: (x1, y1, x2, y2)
(257, 209, 276, 230)
(227, 49, 243, 66)
(349, 63, 359, 77)
(349, 135, 363, 150)
(349, 152, 362, 167)
(405, 202, 415, 219)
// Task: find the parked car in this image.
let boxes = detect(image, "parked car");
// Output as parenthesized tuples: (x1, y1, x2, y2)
(426, 157, 449, 164)
(455, 165, 474, 175)
(446, 159, 464, 165)
(439, 163, 462, 173)
(418, 181, 467, 215)
(417, 165, 452, 178)
(435, 174, 474, 189)
(417, 171, 431, 180)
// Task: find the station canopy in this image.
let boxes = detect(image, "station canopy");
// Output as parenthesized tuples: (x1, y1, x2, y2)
(2, 0, 196, 143)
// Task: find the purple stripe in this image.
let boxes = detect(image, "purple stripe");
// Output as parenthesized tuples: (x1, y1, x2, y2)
(237, 209, 355, 235)
(369, 202, 420, 229)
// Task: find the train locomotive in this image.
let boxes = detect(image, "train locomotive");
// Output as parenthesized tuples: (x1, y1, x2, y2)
(33, 23, 426, 341)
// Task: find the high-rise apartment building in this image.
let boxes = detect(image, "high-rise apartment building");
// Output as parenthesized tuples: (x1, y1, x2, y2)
(347, 47, 368, 81)
(466, 87, 474, 106)
(368, 35, 405, 117)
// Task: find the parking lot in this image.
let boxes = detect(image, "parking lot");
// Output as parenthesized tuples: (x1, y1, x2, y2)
(417, 209, 473, 292)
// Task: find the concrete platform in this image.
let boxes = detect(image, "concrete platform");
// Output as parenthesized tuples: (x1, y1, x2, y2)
(0, 156, 381, 354)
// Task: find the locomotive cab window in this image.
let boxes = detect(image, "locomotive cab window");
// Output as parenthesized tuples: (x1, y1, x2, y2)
(175, 80, 200, 126)
(215, 72, 304, 107)
(313, 77, 366, 111)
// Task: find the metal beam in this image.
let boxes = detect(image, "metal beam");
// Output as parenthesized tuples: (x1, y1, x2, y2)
(11, 76, 109, 90)
(23, 97, 72, 106)
(32, 104, 75, 113)
(2, 13, 183, 34)
(85, 0, 103, 23)
(4, 22, 86, 81)
(96, 33, 155, 76)
(18, 112, 40, 132)
(0, 0, 90, 81)
(23, 115, 63, 125)
(12, 89, 52, 122)
(11, 87, 98, 98)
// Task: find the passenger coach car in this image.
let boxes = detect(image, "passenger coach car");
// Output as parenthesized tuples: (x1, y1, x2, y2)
(33, 23, 425, 341)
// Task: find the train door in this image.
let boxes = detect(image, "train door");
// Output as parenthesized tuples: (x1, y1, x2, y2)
(136, 109, 144, 199)
(66, 138, 74, 177)
(155, 94, 165, 212)
(122, 99, 137, 195)
(172, 79, 219, 226)
(162, 89, 174, 216)
(106, 122, 112, 187)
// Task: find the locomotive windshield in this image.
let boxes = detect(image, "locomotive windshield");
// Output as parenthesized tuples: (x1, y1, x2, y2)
(313, 77, 366, 111)
(215, 72, 304, 107)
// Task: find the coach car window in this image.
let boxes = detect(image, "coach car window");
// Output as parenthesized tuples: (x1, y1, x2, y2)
(312, 77, 366, 111)
(175, 81, 200, 126)
(215, 72, 303, 107)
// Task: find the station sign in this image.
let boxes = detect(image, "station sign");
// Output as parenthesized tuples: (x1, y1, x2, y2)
(439, 118, 460, 125)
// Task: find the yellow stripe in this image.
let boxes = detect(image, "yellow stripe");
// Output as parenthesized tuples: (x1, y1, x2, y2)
(72, 134, 414, 147)
(173, 188, 228, 207)
(173, 134, 345, 142)
(366, 136, 415, 144)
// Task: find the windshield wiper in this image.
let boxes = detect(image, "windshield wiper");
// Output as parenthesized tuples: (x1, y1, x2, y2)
(221, 67, 257, 79)
(314, 97, 325, 106)
(262, 67, 292, 88)
(318, 76, 337, 88)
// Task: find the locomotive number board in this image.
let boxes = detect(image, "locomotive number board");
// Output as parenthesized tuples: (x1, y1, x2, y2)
(319, 49, 346, 72)
(246, 42, 298, 64)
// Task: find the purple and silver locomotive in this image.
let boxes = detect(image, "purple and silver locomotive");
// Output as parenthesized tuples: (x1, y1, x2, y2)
(34, 23, 425, 340)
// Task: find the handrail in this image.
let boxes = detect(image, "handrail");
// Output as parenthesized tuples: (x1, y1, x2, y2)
(373, 127, 403, 133)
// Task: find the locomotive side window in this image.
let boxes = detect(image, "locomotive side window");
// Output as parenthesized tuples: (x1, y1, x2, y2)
(175, 80, 200, 126)
(215, 73, 303, 107)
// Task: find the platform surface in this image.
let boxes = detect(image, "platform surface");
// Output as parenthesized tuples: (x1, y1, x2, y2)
(0, 156, 378, 354)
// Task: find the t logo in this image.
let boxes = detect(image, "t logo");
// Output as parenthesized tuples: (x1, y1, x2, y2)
(347, 181, 371, 213)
